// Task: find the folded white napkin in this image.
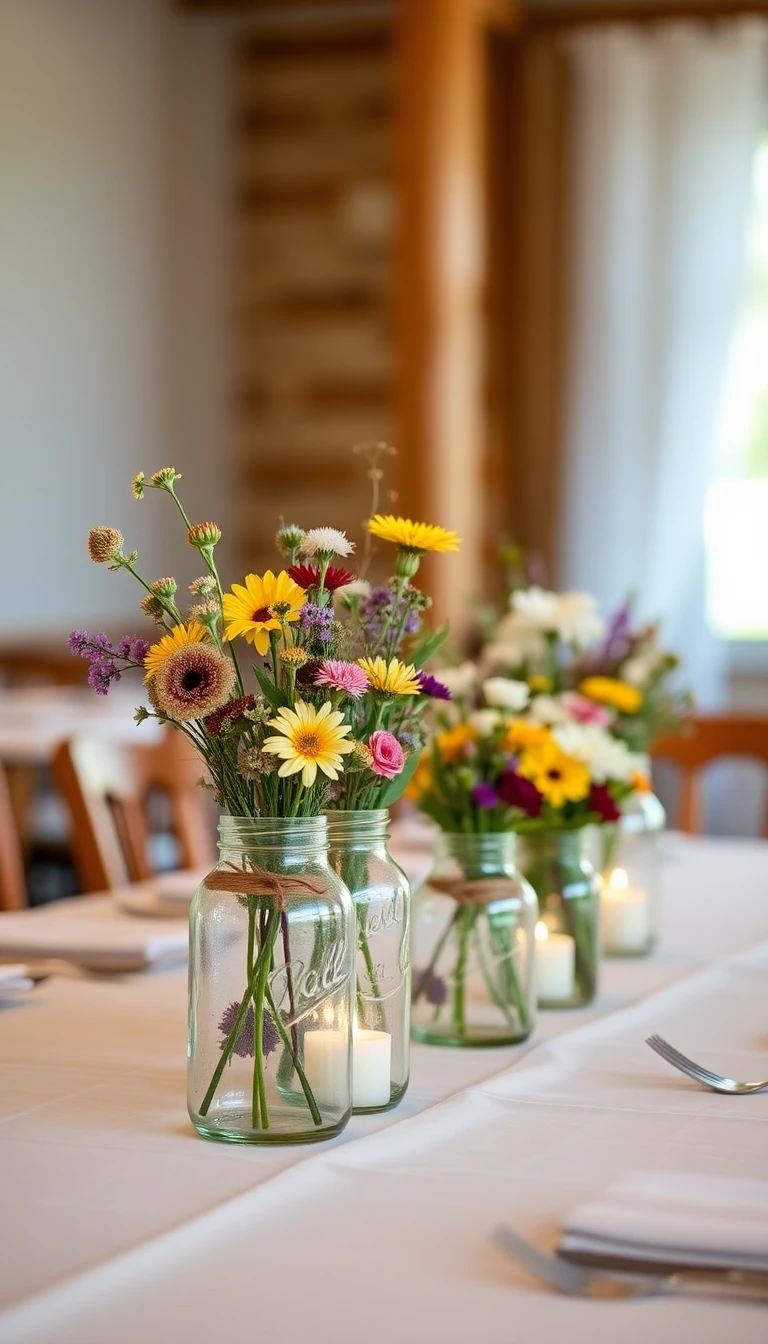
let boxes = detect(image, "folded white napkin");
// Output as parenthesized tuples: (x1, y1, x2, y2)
(0, 963, 34, 992)
(0, 895, 188, 971)
(560, 1171, 768, 1272)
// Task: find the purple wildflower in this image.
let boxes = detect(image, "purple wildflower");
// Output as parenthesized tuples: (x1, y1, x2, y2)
(417, 671, 452, 700)
(116, 634, 150, 663)
(361, 587, 420, 641)
(472, 782, 499, 809)
(413, 969, 447, 1007)
(87, 660, 121, 695)
(300, 603, 335, 644)
(218, 1000, 280, 1059)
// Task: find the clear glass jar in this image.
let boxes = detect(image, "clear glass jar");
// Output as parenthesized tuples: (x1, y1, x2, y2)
(326, 809, 410, 1113)
(188, 816, 355, 1145)
(518, 831, 599, 1009)
(411, 832, 537, 1047)
(600, 791, 665, 958)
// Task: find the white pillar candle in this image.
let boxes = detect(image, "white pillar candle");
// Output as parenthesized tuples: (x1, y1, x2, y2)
(535, 921, 575, 1003)
(303, 1029, 349, 1108)
(601, 867, 650, 954)
(352, 1028, 392, 1109)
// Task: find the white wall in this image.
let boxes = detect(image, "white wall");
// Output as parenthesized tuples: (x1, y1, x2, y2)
(0, 0, 229, 635)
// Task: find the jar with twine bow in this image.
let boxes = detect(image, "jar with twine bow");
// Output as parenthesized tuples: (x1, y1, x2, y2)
(188, 816, 355, 1143)
(411, 833, 537, 1047)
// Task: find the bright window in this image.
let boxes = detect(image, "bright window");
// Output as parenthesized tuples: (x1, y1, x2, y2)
(705, 132, 768, 640)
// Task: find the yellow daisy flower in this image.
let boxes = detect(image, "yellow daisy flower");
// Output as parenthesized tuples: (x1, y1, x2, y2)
(357, 656, 422, 696)
(578, 676, 643, 714)
(527, 674, 552, 693)
(435, 723, 478, 765)
(143, 621, 209, 682)
(503, 719, 552, 753)
(517, 742, 590, 809)
(222, 570, 306, 655)
(367, 515, 461, 554)
(262, 701, 354, 788)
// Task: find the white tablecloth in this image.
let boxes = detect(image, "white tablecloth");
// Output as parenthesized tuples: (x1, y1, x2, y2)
(1, 833, 767, 1342)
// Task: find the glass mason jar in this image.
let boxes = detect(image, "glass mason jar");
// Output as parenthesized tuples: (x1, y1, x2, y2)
(188, 816, 355, 1145)
(518, 831, 599, 1009)
(599, 791, 665, 958)
(326, 809, 410, 1113)
(411, 832, 537, 1048)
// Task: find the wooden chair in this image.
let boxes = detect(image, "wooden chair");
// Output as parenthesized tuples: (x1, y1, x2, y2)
(651, 715, 768, 836)
(0, 763, 27, 911)
(53, 733, 216, 893)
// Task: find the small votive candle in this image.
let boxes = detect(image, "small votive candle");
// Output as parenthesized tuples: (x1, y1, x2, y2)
(601, 867, 650, 955)
(535, 920, 575, 1004)
(303, 1029, 349, 1108)
(352, 1028, 392, 1109)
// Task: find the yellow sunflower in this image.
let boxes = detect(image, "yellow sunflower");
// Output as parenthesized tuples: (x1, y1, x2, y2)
(357, 656, 421, 696)
(503, 719, 552, 754)
(517, 741, 590, 809)
(222, 570, 306, 655)
(262, 701, 354, 787)
(435, 722, 478, 765)
(578, 676, 642, 714)
(367, 515, 461, 554)
(143, 621, 209, 682)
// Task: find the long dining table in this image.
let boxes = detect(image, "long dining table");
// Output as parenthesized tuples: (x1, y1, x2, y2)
(0, 828, 767, 1343)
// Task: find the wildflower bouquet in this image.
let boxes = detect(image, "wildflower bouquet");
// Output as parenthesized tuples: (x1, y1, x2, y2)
(72, 465, 459, 1137)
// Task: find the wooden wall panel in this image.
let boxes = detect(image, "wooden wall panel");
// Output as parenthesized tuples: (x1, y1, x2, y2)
(231, 27, 396, 574)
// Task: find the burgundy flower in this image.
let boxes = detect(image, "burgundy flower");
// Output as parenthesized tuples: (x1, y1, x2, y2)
(203, 694, 256, 737)
(498, 770, 542, 818)
(287, 564, 355, 593)
(472, 782, 498, 809)
(416, 671, 452, 700)
(589, 784, 621, 822)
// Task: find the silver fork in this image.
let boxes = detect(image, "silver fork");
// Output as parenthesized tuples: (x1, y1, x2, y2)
(491, 1225, 768, 1303)
(646, 1034, 768, 1095)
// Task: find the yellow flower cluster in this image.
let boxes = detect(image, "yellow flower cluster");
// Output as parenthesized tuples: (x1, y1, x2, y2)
(579, 676, 642, 714)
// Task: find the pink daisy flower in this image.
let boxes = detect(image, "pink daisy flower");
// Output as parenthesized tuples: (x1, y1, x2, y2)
(561, 691, 613, 727)
(314, 659, 370, 700)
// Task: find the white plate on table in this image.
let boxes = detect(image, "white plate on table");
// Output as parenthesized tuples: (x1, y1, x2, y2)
(115, 870, 204, 919)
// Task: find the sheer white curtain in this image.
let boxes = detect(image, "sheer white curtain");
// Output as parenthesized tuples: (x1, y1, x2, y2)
(558, 20, 768, 707)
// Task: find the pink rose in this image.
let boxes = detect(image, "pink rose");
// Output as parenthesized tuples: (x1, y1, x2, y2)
(561, 691, 613, 727)
(368, 730, 405, 780)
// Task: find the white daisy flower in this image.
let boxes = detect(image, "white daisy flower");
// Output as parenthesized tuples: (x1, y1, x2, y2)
(527, 694, 571, 725)
(510, 586, 604, 649)
(469, 708, 502, 736)
(299, 527, 355, 559)
(551, 723, 642, 784)
(482, 678, 530, 712)
(435, 661, 478, 698)
(339, 578, 371, 601)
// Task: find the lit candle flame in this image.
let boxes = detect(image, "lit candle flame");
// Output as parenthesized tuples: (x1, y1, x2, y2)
(535, 921, 549, 942)
(609, 867, 628, 893)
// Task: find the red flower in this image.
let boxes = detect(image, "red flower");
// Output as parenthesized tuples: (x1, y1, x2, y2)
(287, 565, 355, 593)
(589, 784, 621, 822)
(498, 770, 542, 818)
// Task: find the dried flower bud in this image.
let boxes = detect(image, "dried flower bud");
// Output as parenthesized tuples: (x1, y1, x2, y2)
(132, 473, 146, 500)
(150, 467, 181, 489)
(350, 740, 374, 769)
(275, 523, 306, 557)
(88, 527, 124, 565)
(189, 575, 218, 597)
(134, 705, 151, 724)
(140, 593, 165, 624)
(187, 521, 221, 550)
(237, 741, 277, 780)
(150, 577, 177, 598)
(190, 599, 221, 624)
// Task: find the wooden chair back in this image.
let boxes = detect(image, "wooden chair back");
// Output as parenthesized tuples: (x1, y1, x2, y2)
(53, 733, 215, 892)
(651, 715, 768, 835)
(0, 764, 27, 911)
